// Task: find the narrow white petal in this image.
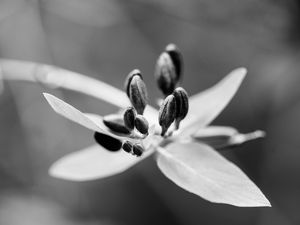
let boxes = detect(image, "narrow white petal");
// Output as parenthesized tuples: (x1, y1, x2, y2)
(49, 144, 153, 181)
(188, 126, 238, 149)
(182, 126, 265, 149)
(43, 93, 131, 141)
(179, 68, 246, 137)
(44, 93, 103, 132)
(193, 126, 238, 138)
(156, 142, 271, 207)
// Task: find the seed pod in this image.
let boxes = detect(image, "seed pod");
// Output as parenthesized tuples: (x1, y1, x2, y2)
(94, 132, 122, 151)
(165, 43, 183, 82)
(134, 115, 149, 135)
(123, 107, 136, 130)
(122, 140, 133, 153)
(132, 144, 144, 156)
(103, 114, 130, 134)
(124, 69, 142, 98)
(173, 87, 189, 129)
(129, 75, 148, 114)
(154, 52, 177, 96)
(158, 94, 176, 136)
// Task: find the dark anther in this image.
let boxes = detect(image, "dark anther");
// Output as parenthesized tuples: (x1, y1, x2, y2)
(103, 114, 130, 134)
(132, 144, 144, 156)
(128, 74, 148, 114)
(165, 43, 183, 82)
(158, 94, 177, 136)
(124, 107, 136, 130)
(134, 115, 149, 135)
(154, 52, 177, 96)
(94, 132, 122, 151)
(122, 140, 133, 153)
(173, 87, 189, 129)
(124, 69, 143, 98)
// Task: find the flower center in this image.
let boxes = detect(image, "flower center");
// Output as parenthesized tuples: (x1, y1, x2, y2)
(95, 44, 189, 157)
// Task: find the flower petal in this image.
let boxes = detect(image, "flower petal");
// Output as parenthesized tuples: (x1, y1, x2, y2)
(190, 126, 238, 149)
(156, 142, 271, 207)
(44, 93, 102, 131)
(191, 126, 265, 150)
(49, 144, 154, 181)
(193, 126, 238, 138)
(43, 93, 128, 140)
(179, 68, 246, 137)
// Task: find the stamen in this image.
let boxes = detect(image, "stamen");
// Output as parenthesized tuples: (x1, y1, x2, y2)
(122, 140, 133, 153)
(132, 144, 144, 156)
(134, 115, 149, 135)
(165, 43, 183, 82)
(103, 114, 131, 134)
(173, 87, 189, 129)
(124, 107, 136, 130)
(155, 52, 176, 96)
(94, 132, 122, 151)
(158, 94, 177, 136)
(124, 69, 142, 98)
(128, 71, 148, 114)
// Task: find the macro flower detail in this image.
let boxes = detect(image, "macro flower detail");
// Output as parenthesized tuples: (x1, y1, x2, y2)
(134, 115, 149, 135)
(123, 107, 136, 130)
(158, 94, 177, 136)
(125, 69, 148, 114)
(173, 87, 189, 129)
(155, 43, 183, 96)
(165, 43, 183, 82)
(94, 132, 122, 152)
(102, 114, 131, 134)
(35, 44, 270, 207)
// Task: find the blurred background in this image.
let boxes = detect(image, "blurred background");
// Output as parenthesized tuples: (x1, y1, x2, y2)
(0, 0, 299, 224)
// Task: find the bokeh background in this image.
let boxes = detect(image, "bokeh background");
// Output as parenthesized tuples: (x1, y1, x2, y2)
(0, 0, 300, 224)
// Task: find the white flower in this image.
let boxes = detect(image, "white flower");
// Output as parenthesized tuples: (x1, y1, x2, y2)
(42, 68, 270, 207)
(0, 52, 270, 207)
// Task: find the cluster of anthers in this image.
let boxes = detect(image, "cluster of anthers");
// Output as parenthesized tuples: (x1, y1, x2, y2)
(95, 44, 187, 157)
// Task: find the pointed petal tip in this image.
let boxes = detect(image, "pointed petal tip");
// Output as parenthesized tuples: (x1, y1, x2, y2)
(237, 67, 247, 74)
(43, 92, 55, 106)
(231, 67, 247, 79)
(256, 192, 272, 208)
(206, 192, 271, 207)
(264, 200, 272, 207)
(43, 93, 57, 110)
(240, 193, 272, 207)
(249, 197, 272, 208)
(255, 130, 266, 138)
(48, 162, 67, 180)
(48, 160, 69, 180)
(42, 92, 50, 99)
(48, 160, 90, 182)
(48, 163, 62, 179)
(215, 197, 272, 207)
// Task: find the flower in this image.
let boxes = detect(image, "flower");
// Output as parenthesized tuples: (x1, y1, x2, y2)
(0, 46, 270, 207)
(41, 44, 270, 208)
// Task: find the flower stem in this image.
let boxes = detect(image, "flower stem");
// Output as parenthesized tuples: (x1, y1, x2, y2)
(0, 59, 130, 108)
